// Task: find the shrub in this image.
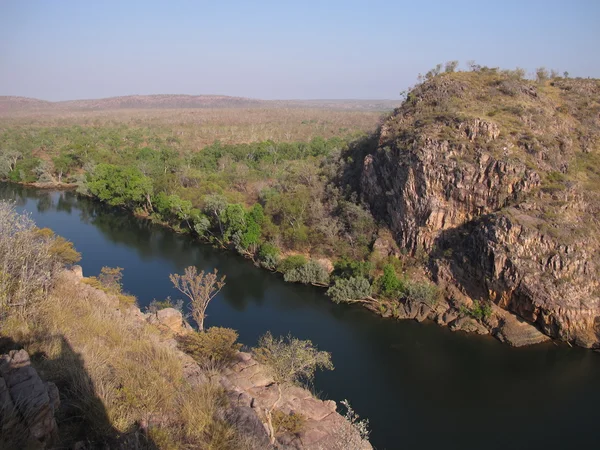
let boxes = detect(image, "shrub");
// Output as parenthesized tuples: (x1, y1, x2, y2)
(327, 277, 372, 304)
(117, 293, 137, 307)
(444, 60, 459, 73)
(34, 228, 81, 265)
(177, 327, 241, 367)
(278, 254, 308, 274)
(536, 67, 549, 83)
(332, 258, 373, 280)
(0, 202, 58, 311)
(147, 296, 184, 313)
(272, 410, 305, 435)
(461, 300, 493, 321)
(404, 280, 439, 306)
(257, 243, 280, 270)
(283, 260, 330, 285)
(375, 264, 404, 298)
(252, 332, 333, 386)
(98, 266, 123, 294)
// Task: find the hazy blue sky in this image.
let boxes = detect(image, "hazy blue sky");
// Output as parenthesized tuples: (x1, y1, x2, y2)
(1, 0, 598, 101)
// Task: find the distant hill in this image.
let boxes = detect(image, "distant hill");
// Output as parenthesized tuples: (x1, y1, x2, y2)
(0, 94, 401, 114)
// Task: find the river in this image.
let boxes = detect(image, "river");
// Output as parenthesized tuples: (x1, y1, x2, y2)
(2, 183, 599, 450)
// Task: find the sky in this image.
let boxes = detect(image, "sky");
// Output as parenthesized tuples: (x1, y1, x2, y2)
(0, 0, 599, 101)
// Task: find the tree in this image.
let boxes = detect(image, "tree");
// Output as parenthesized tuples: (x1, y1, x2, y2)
(87, 164, 153, 211)
(203, 194, 228, 239)
(33, 228, 81, 265)
(0, 151, 22, 179)
(221, 203, 246, 242)
(52, 153, 76, 183)
(444, 60, 459, 73)
(169, 266, 225, 332)
(238, 204, 264, 255)
(253, 332, 333, 443)
(536, 67, 549, 83)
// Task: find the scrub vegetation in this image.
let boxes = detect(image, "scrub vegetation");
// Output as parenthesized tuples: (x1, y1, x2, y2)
(0, 201, 371, 449)
(4, 63, 596, 320)
(0, 201, 252, 448)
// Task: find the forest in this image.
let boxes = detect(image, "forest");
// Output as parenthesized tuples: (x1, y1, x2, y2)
(0, 119, 437, 309)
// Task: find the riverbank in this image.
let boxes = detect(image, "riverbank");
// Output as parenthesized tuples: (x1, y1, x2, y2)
(6, 180, 556, 348)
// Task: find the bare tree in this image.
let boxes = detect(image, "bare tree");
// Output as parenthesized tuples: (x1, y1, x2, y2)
(169, 266, 225, 332)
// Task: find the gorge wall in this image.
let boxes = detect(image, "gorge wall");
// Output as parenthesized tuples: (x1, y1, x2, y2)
(361, 71, 600, 347)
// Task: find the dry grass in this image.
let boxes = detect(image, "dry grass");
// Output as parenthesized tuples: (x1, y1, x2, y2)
(0, 107, 384, 148)
(1, 271, 243, 449)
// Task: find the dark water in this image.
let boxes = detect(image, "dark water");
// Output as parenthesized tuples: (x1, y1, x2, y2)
(2, 183, 600, 450)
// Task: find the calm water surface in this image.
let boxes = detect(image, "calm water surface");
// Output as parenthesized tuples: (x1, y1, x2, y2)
(2, 183, 600, 450)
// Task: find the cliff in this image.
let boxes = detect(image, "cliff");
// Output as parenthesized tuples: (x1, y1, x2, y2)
(361, 69, 600, 347)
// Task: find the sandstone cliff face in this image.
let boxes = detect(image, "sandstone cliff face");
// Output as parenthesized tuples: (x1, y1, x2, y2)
(361, 71, 600, 347)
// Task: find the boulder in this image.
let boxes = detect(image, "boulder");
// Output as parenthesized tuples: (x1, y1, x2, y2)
(449, 317, 489, 335)
(0, 349, 59, 448)
(494, 312, 550, 347)
(149, 308, 188, 334)
(224, 406, 271, 447)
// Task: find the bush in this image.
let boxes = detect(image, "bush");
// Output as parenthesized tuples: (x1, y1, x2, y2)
(177, 327, 242, 368)
(0, 202, 58, 311)
(332, 258, 373, 280)
(147, 296, 184, 313)
(327, 277, 372, 304)
(257, 243, 280, 270)
(34, 228, 81, 265)
(277, 254, 308, 274)
(272, 410, 305, 435)
(461, 300, 493, 321)
(536, 67, 549, 83)
(98, 266, 123, 294)
(375, 264, 404, 298)
(404, 280, 439, 306)
(283, 260, 330, 285)
(252, 332, 333, 385)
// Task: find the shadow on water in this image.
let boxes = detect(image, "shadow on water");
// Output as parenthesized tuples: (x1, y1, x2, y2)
(0, 335, 158, 449)
(3, 182, 600, 450)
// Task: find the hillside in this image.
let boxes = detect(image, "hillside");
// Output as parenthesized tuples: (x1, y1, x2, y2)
(361, 68, 600, 347)
(0, 202, 370, 449)
(0, 94, 401, 115)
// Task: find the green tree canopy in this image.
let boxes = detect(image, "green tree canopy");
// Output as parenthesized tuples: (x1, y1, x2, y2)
(87, 163, 153, 209)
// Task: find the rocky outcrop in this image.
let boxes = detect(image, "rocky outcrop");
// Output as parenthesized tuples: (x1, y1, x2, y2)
(361, 71, 600, 347)
(137, 300, 369, 447)
(0, 350, 59, 449)
(221, 352, 371, 450)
